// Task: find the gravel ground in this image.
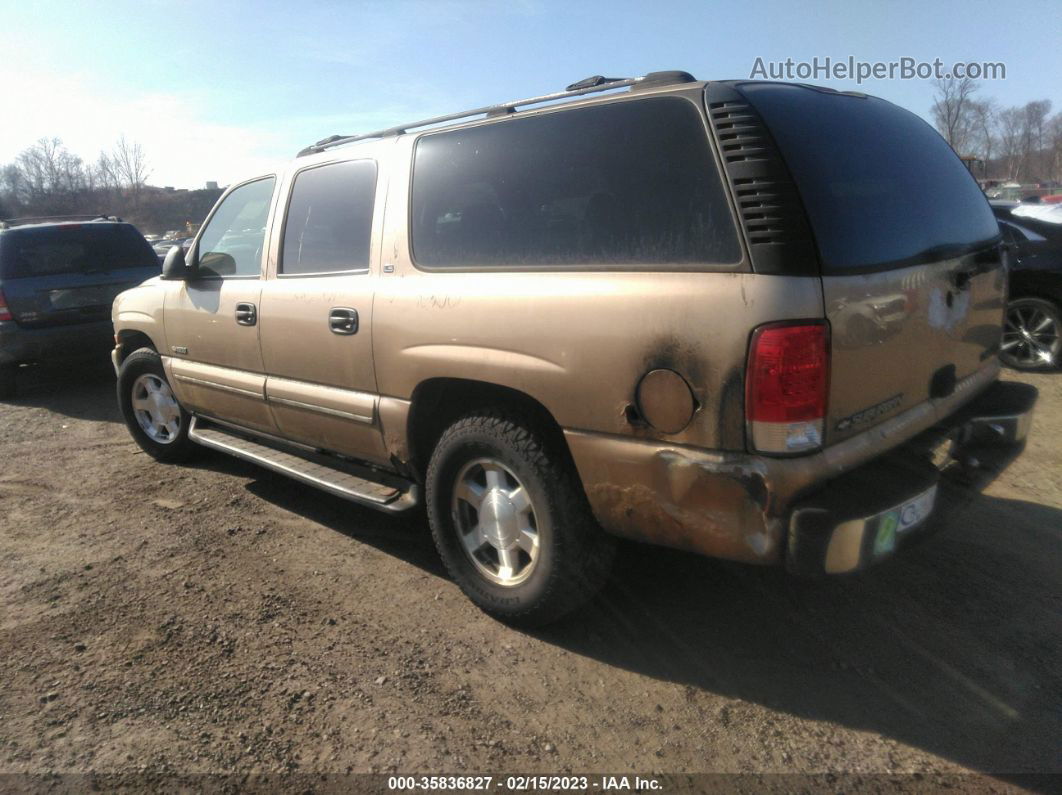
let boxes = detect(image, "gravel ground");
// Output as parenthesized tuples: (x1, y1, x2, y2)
(0, 361, 1059, 792)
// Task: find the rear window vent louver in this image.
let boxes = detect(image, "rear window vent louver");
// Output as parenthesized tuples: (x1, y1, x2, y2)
(712, 102, 772, 163)
(706, 84, 819, 276)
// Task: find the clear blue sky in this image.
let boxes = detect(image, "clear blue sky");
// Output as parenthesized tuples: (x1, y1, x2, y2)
(0, 0, 1058, 188)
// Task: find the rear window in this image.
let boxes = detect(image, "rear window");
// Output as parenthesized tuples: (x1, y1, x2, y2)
(411, 97, 741, 269)
(739, 83, 1000, 272)
(0, 224, 157, 280)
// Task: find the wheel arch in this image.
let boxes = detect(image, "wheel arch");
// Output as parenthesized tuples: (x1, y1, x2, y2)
(115, 329, 158, 365)
(405, 377, 575, 483)
(1008, 271, 1062, 305)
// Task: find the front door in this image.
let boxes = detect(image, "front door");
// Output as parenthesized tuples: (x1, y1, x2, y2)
(164, 176, 279, 434)
(257, 158, 388, 464)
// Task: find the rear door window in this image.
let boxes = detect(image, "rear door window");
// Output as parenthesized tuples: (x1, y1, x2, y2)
(280, 159, 377, 275)
(411, 97, 741, 269)
(738, 83, 1000, 273)
(0, 224, 157, 279)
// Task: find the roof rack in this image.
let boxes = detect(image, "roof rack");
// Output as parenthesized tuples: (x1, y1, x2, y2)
(0, 214, 123, 229)
(296, 71, 697, 157)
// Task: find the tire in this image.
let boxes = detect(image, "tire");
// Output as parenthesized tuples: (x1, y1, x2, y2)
(1000, 296, 1062, 371)
(117, 347, 196, 463)
(426, 411, 615, 626)
(0, 364, 15, 400)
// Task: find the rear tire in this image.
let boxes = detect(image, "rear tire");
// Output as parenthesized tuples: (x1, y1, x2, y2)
(426, 411, 615, 626)
(0, 364, 15, 400)
(117, 348, 196, 463)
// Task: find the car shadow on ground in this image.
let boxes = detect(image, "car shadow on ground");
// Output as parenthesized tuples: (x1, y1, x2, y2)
(543, 483, 1062, 784)
(195, 448, 1060, 784)
(4, 360, 119, 423)
(198, 452, 447, 578)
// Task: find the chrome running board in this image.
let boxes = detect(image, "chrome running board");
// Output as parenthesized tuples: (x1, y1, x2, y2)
(188, 417, 419, 513)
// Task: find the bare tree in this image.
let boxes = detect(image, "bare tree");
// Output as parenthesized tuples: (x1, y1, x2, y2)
(969, 99, 998, 178)
(996, 106, 1027, 182)
(113, 136, 150, 196)
(1049, 112, 1062, 183)
(931, 76, 980, 154)
(94, 152, 121, 194)
(0, 136, 228, 233)
(1021, 100, 1052, 180)
(15, 137, 60, 202)
(8, 138, 95, 211)
(0, 163, 26, 206)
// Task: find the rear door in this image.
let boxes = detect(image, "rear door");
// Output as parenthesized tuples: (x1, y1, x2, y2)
(0, 223, 159, 328)
(258, 157, 388, 465)
(739, 83, 1005, 443)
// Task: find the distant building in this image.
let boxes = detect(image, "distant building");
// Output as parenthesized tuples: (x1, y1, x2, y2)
(205, 181, 219, 191)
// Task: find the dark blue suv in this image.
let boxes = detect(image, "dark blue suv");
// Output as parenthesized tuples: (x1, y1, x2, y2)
(0, 216, 160, 398)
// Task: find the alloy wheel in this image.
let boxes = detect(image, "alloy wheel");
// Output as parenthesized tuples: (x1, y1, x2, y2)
(131, 373, 182, 443)
(451, 458, 540, 587)
(1001, 300, 1061, 369)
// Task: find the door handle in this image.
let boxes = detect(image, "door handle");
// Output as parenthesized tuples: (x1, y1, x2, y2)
(235, 302, 257, 326)
(328, 307, 358, 335)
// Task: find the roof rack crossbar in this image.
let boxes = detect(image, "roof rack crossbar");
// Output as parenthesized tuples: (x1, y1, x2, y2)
(297, 75, 642, 157)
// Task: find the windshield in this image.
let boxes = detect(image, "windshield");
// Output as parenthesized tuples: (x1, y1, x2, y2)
(739, 82, 1001, 272)
(0, 223, 157, 279)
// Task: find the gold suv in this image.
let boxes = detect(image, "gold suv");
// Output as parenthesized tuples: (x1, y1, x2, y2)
(112, 71, 1037, 625)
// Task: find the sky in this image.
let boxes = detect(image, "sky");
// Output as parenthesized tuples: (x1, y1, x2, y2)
(0, 0, 1058, 189)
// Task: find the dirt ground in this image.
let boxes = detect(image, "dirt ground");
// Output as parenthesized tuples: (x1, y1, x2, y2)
(0, 360, 1059, 792)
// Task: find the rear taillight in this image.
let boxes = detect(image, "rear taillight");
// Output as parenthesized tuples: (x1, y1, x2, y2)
(0, 289, 11, 322)
(745, 321, 829, 454)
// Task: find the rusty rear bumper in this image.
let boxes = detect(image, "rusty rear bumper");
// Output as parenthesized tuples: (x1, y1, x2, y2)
(564, 367, 1036, 568)
(787, 379, 1037, 575)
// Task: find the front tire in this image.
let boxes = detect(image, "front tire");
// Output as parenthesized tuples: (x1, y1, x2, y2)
(117, 348, 195, 463)
(426, 411, 614, 626)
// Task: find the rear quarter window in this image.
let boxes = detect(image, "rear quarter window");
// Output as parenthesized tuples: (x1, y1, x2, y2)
(410, 97, 742, 270)
(739, 83, 1000, 272)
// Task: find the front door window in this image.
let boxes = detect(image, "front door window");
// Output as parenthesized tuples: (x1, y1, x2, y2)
(196, 177, 276, 277)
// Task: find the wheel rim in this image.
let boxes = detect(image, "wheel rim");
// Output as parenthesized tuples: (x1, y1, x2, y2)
(451, 458, 540, 587)
(1001, 301, 1061, 368)
(131, 373, 182, 444)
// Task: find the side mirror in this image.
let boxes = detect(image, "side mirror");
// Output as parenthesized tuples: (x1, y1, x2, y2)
(161, 245, 193, 280)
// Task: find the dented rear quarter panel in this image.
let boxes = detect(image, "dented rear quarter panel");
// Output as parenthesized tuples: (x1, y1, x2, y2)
(372, 132, 825, 453)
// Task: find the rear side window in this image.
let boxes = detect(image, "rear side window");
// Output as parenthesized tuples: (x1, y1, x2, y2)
(281, 159, 377, 275)
(0, 224, 156, 279)
(739, 83, 1000, 272)
(411, 97, 741, 269)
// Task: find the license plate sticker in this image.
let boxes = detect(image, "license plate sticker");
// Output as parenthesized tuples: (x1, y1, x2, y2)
(873, 486, 937, 558)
